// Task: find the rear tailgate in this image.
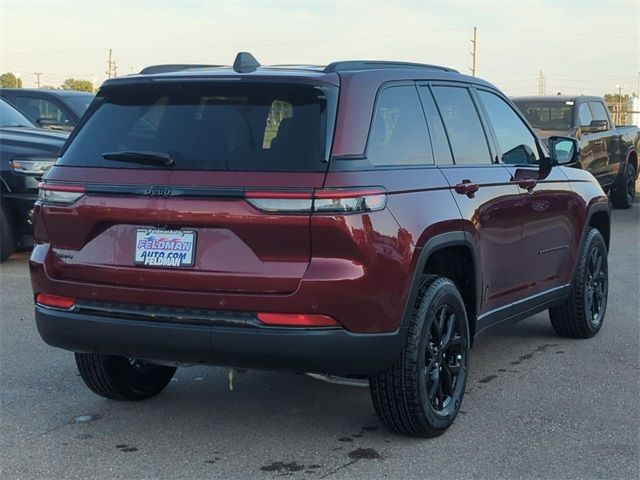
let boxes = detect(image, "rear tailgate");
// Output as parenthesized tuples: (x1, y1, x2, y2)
(36, 79, 337, 296)
(40, 169, 321, 294)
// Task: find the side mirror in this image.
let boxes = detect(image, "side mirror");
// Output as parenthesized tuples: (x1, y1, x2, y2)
(548, 136, 579, 166)
(583, 119, 608, 133)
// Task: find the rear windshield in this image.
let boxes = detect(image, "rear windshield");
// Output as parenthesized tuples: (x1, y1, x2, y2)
(513, 101, 573, 131)
(59, 82, 337, 171)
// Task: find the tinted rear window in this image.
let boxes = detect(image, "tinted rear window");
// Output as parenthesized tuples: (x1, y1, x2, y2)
(59, 82, 337, 171)
(513, 101, 573, 130)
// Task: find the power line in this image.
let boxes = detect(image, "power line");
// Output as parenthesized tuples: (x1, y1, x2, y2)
(4, 27, 470, 55)
(479, 26, 637, 40)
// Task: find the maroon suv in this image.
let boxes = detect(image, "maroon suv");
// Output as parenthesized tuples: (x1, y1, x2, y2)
(30, 53, 611, 437)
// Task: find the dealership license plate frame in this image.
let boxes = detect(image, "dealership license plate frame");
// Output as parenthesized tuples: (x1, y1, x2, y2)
(134, 228, 197, 268)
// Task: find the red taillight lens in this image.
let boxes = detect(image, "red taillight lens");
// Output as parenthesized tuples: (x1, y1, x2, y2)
(38, 183, 85, 205)
(36, 293, 76, 309)
(257, 312, 339, 327)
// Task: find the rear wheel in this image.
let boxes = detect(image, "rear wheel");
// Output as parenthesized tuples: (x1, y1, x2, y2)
(75, 353, 176, 400)
(370, 275, 469, 437)
(610, 162, 636, 209)
(549, 227, 608, 338)
(0, 202, 17, 262)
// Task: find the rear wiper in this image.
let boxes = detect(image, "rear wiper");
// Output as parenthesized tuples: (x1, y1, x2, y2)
(101, 151, 174, 167)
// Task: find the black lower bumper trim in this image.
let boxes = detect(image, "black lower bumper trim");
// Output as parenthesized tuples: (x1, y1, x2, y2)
(35, 306, 406, 375)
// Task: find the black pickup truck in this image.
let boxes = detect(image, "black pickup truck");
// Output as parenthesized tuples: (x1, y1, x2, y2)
(513, 95, 639, 208)
(0, 98, 68, 261)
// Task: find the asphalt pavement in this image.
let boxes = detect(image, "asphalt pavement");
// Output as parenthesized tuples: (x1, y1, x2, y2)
(1, 204, 638, 480)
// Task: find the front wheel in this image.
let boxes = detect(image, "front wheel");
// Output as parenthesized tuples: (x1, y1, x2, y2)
(549, 227, 608, 338)
(75, 353, 176, 400)
(610, 162, 636, 209)
(370, 275, 469, 437)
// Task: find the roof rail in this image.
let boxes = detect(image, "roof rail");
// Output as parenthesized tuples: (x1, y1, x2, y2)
(323, 61, 457, 74)
(139, 64, 222, 74)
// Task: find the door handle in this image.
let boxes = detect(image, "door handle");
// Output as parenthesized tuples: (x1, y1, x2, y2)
(517, 178, 537, 192)
(454, 180, 480, 198)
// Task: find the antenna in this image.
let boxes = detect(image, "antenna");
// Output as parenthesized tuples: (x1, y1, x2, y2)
(233, 52, 260, 73)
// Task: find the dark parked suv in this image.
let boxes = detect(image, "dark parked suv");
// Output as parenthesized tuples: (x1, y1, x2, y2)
(30, 53, 611, 437)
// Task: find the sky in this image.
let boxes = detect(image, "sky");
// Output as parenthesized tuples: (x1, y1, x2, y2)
(1, 0, 638, 97)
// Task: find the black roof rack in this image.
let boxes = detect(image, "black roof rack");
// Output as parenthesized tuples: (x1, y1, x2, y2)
(139, 64, 222, 74)
(323, 61, 457, 73)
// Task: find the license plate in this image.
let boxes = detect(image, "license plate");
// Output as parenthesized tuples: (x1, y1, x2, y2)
(135, 229, 196, 267)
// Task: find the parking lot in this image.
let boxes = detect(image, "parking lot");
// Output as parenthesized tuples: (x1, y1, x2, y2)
(0, 204, 637, 480)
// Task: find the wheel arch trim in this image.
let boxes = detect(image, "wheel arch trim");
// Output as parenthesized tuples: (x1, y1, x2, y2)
(400, 231, 480, 332)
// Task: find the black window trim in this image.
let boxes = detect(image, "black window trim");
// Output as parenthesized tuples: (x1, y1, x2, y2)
(426, 81, 497, 167)
(471, 86, 546, 167)
(361, 80, 436, 169)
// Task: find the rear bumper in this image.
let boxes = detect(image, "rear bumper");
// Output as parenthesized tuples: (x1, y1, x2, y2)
(35, 305, 406, 375)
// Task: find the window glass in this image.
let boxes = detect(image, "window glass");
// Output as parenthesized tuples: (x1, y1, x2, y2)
(59, 82, 338, 172)
(431, 86, 491, 165)
(588, 101, 609, 124)
(418, 87, 453, 164)
(64, 94, 93, 117)
(578, 103, 593, 126)
(263, 99, 293, 148)
(367, 85, 432, 166)
(0, 98, 35, 127)
(478, 90, 539, 164)
(513, 101, 573, 130)
(14, 96, 70, 126)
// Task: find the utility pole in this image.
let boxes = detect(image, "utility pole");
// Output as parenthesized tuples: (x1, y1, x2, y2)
(106, 49, 117, 78)
(538, 71, 546, 95)
(33, 72, 43, 88)
(470, 26, 478, 76)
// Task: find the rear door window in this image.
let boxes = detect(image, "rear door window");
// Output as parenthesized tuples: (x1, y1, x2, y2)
(431, 86, 492, 165)
(366, 85, 433, 167)
(59, 82, 337, 172)
(418, 86, 453, 165)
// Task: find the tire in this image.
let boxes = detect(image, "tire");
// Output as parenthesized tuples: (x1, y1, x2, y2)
(370, 275, 470, 437)
(610, 162, 636, 209)
(75, 353, 176, 401)
(549, 227, 608, 338)
(1, 202, 17, 262)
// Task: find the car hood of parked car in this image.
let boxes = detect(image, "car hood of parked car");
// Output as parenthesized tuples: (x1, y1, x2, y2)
(0, 126, 69, 155)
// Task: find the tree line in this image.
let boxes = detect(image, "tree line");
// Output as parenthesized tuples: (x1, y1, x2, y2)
(0, 72, 94, 93)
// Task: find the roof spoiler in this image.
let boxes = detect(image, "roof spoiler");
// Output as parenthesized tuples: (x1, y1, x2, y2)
(138, 64, 221, 74)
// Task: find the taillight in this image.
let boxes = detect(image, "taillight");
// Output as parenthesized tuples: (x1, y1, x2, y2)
(245, 190, 313, 213)
(38, 183, 85, 205)
(245, 187, 387, 214)
(257, 312, 339, 327)
(36, 293, 76, 310)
